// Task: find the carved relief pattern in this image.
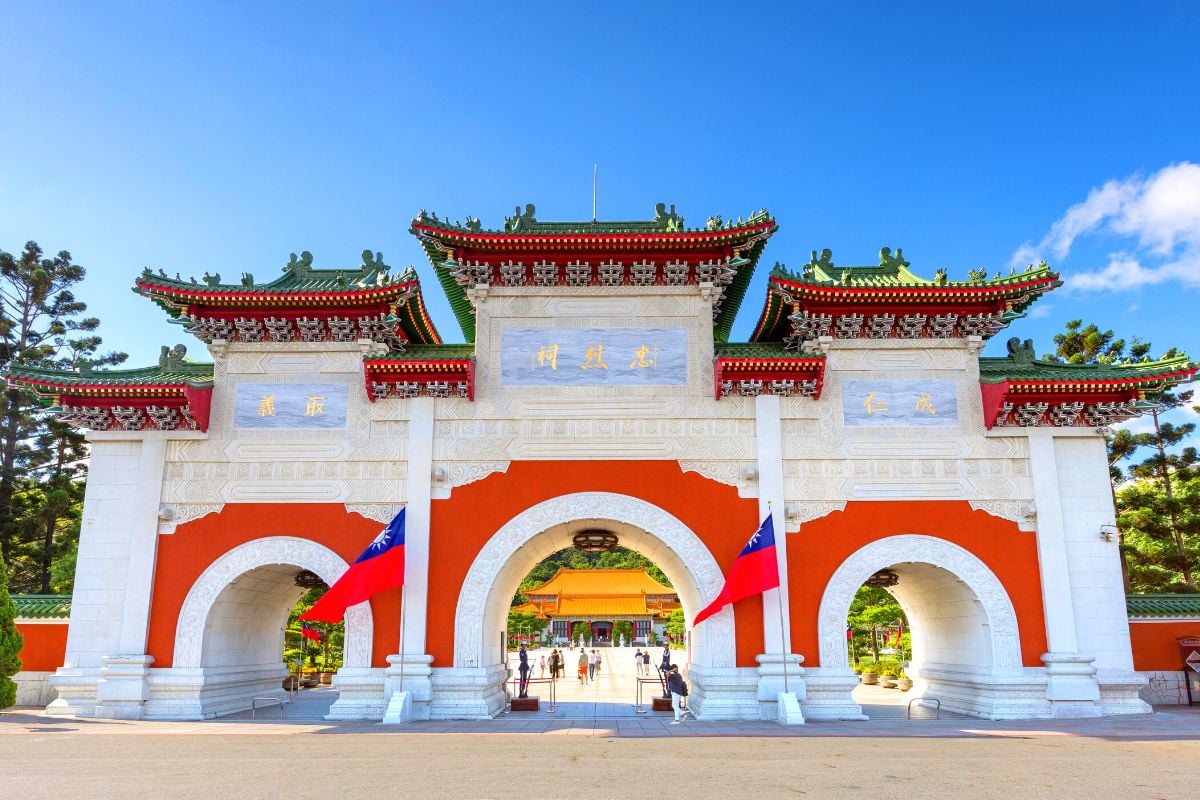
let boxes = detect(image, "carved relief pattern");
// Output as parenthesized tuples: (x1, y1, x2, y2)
(173, 536, 372, 669)
(345, 503, 407, 524)
(787, 502, 846, 526)
(454, 492, 735, 669)
(969, 500, 1037, 531)
(158, 503, 225, 535)
(815, 535, 1021, 670)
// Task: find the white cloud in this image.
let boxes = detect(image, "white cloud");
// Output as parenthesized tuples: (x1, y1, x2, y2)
(1010, 162, 1200, 292)
(1026, 302, 1053, 320)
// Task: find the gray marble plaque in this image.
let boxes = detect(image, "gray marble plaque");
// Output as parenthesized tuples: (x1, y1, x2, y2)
(842, 380, 958, 427)
(233, 383, 349, 429)
(500, 328, 689, 387)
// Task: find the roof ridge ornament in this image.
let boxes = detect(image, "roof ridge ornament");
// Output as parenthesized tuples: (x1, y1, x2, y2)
(284, 250, 314, 278)
(1006, 337, 1037, 365)
(878, 246, 909, 271)
(653, 202, 684, 231)
(158, 344, 188, 368)
(504, 203, 537, 232)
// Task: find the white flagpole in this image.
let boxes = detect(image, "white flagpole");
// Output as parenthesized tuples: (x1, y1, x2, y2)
(592, 163, 597, 222)
(399, 585, 406, 695)
(767, 505, 788, 695)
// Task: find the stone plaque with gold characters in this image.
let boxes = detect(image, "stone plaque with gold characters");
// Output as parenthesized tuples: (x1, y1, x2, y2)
(500, 327, 689, 387)
(841, 380, 958, 428)
(233, 383, 349, 429)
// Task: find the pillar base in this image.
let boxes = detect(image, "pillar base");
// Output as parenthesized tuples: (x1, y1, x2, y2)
(326, 667, 387, 720)
(685, 665, 759, 720)
(384, 654, 433, 721)
(1042, 652, 1102, 718)
(95, 655, 155, 720)
(799, 668, 867, 720)
(756, 653, 806, 721)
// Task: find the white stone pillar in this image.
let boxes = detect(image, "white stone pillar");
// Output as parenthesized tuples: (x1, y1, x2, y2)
(1027, 429, 1101, 717)
(49, 431, 174, 718)
(384, 396, 434, 722)
(754, 394, 804, 723)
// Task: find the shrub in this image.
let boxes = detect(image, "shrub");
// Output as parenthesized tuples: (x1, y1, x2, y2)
(0, 564, 23, 709)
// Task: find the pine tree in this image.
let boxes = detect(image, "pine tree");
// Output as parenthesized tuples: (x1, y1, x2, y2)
(0, 561, 23, 709)
(1048, 319, 1197, 591)
(0, 242, 125, 591)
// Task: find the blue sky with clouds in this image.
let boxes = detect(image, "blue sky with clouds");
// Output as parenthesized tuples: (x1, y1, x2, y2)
(1, 2, 1197, 428)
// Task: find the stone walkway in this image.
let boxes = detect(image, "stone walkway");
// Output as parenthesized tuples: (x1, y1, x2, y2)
(6, 647, 1198, 738)
(3, 705, 1200, 739)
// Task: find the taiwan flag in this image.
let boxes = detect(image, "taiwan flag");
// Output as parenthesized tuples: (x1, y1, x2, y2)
(300, 622, 321, 643)
(300, 508, 406, 623)
(692, 514, 781, 626)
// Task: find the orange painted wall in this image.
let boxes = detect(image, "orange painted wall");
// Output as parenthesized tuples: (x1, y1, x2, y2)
(789, 501, 1049, 668)
(427, 461, 764, 667)
(1130, 621, 1200, 671)
(15, 622, 68, 671)
(145, 504, 401, 668)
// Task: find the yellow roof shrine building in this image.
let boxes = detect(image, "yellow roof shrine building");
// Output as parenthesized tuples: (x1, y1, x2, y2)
(513, 568, 680, 643)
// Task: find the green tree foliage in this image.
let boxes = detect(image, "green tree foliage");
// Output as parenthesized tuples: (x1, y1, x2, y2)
(0, 563, 23, 708)
(284, 586, 343, 671)
(0, 242, 125, 592)
(506, 609, 547, 644)
(1048, 319, 1197, 591)
(846, 585, 906, 664)
(612, 620, 634, 644)
(664, 608, 685, 642)
(570, 621, 590, 642)
(1119, 467, 1200, 592)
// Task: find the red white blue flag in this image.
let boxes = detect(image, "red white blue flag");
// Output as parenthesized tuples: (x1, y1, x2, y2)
(692, 514, 781, 626)
(300, 508, 406, 623)
(300, 622, 322, 643)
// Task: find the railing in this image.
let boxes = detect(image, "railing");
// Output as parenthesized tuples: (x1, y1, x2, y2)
(251, 696, 284, 719)
(505, 676, 558, 713)
(907, 697, 941, 719)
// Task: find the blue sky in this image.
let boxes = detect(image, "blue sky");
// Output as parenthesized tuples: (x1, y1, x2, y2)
(2, 2, 1197, 430)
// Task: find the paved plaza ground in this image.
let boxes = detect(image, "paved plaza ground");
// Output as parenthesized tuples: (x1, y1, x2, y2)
(3, 648, 1197, 799)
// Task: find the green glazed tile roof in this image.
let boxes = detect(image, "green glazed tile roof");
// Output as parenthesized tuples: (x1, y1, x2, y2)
(134, 251, 444, 346)
(135, 251, 417, 298)
(364, 344, 476, 362)
(750, 252, 1060, 342)
(411, 206, 776, 344)
(7, 360, 214, 389)
(979, 338, 1195, 387)
(1127, 594, 1200, 619)
(12, 594, 72, 619)
(714, 342, 797, 359)
(771, 249, 1060, 291)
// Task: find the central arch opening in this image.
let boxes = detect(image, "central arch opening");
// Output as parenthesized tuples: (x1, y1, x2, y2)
(507, 542, 682, 718)
(449, 492, 736, 719)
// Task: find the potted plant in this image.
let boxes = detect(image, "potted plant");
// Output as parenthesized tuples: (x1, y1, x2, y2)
(878, 662, 902, 688)
(861, 663, 878, 685)
(897, 670, 913, 691)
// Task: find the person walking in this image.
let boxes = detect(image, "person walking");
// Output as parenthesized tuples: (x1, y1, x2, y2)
(634, 649, 643, 676)
(587, 649, 597, 681)
(642, 649, 651, 674)
(549, 649, 560, 681)
(666, 664, 688, 724)
(539, 654, 547, 678)
(578, 648, 588, 685)
(594, 649, 603, 677)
